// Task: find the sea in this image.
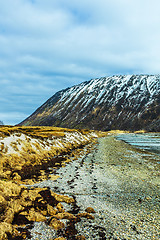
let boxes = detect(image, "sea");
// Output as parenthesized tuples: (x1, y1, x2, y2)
(116, 133, 160, 157)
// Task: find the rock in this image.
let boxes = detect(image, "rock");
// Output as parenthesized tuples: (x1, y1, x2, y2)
(56, 202, 65, 213)
(54, 238, 66, 240)
(47, 204, 57, 215)
(21, 188, 42, 201)
(76, 235, 86, 240)
(49, 218, 65, 230)
(52, 212, 77, 220)
(13, 172, 21, 181)
(52, 192, 74, 203)
(49, 175, 60, 181)
(4, 171, 11, 177)
(22, 208, 46, 222)
(77, 212, 95, 219)
(138, 198, 142, 203)
(85, 207, 95, 213)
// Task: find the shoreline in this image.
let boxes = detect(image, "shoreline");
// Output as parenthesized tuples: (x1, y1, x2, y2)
(27, 135, 160, 239)
(116, 132, 160, 157)
(0, 126, 103, 240)
(0, 128, 159, 239)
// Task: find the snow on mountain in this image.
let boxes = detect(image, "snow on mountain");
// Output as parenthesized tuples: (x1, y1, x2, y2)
(20, 75, 160, 131)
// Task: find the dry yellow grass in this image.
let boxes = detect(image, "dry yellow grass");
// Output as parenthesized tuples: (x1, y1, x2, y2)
(107, 130, 130, 134)
(134, 129, 147, 133)
(0, 126, 100, 239)
(0, 126, 102, 181)
(0, 180, 91, 239)
(0, 126, 92, 139)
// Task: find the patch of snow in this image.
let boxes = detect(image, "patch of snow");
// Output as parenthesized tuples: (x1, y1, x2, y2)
(0, 130, 97, 156)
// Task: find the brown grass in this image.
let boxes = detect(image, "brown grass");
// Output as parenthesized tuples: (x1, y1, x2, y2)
(0, 126, 100, 239)
(0, 126, 102, 181)
(0, 126, 93, 139)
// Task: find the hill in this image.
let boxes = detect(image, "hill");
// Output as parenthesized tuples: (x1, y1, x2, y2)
(19, 75, 160, 131)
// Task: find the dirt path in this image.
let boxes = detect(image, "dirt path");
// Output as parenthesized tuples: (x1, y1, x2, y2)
(29, 136, 160, 240)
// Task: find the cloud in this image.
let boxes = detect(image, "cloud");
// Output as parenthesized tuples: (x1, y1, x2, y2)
(0, 0, 160, 124)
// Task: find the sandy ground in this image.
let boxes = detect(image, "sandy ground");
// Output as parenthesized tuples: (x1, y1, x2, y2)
(27, 136, 160, 240)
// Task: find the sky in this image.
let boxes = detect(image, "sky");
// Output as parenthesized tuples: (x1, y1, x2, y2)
(0, 0, 160, 125)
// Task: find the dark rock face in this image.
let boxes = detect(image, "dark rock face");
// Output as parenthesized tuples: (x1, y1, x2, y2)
(0, 120, 4, 125)
(19, 75, 160, 131)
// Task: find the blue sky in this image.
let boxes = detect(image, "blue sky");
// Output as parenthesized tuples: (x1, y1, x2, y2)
(0, 0, 160, 125)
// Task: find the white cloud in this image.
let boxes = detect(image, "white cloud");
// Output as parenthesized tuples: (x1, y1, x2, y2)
(0, 0, 160, 124)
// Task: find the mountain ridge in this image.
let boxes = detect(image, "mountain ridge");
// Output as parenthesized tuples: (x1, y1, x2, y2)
(19, 74, 160, 132)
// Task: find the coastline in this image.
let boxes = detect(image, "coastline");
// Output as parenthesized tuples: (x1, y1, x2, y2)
(0, 126, 103, 240)
(29, 135, 160, 239)
(0, 128, 159, 239)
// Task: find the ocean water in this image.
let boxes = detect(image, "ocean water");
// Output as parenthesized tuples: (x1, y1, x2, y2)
(116, 133, 160, 156)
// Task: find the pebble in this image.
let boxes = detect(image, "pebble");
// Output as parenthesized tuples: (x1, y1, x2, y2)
(28, 136, 160, 239)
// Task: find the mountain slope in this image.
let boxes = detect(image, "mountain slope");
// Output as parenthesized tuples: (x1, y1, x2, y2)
(20, 75, 160, 131)
(0, 120, 4, 125)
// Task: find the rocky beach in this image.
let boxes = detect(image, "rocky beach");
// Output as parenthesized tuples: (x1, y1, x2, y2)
(0, 128, 159, 239)
(0, 126, 101, 239)
(26, 135, 160, 239)
(1, 1, 160, 239)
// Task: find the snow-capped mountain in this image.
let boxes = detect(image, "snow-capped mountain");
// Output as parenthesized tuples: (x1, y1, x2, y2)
(20, 75, 160, 131)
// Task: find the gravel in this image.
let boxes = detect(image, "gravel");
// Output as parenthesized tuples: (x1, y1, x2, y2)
(27, 136, 160, 240)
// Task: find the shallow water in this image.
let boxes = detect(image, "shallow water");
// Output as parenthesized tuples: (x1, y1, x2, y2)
(116, 133, 160, 156)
